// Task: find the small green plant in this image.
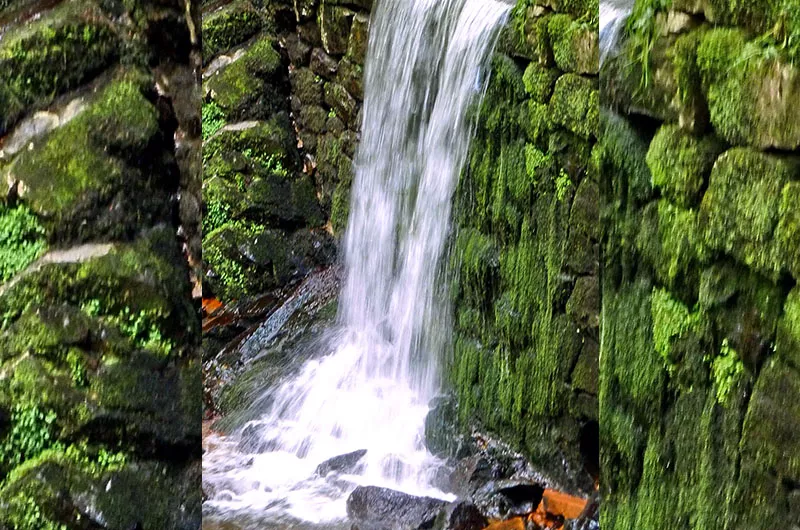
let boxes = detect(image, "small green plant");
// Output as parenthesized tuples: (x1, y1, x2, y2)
(201, 101, 226, 140)
(80, 299, 174, 356)
(555, 171, 572, 202)
(0, 404, 58, 471)
(0, 204, 46, 283)
(203, 197, 231, 235)
(242, 148, 288, 177)
(327, 108, 337, 119)
(710, 339, 745, 405)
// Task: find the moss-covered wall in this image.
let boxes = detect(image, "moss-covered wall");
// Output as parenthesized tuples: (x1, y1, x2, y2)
(0, 1, 201, 528)
(201, 0, 367, 302)
(600, 0, 800, 527)
(449, 0, 600, 494)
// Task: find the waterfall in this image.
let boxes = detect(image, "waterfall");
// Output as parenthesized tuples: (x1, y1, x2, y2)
(203, 0, 510, 524)
(600, 0, 633, 65)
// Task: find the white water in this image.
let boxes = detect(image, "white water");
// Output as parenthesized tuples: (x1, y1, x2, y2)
(203, 0, 510, 525)
(600, 0, 633, 65)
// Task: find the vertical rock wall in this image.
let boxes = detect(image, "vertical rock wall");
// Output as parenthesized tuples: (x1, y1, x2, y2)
(0, 1, 202, 529)
(449, 0, 600, 494)
(200, 0, 369, 302)
(601, 0, 800, 527)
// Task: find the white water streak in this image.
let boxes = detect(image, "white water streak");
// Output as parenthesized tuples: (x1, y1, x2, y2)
(204, 0, 509, 524)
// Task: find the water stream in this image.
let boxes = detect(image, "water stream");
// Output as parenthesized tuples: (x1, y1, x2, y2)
(600, 0, 633, 65)
(203, 0, 510, 525)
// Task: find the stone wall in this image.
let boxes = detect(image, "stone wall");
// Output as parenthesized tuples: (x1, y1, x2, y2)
(449, 0, 600, 494)
(0, 1, 201, 528)
(600, 0, 800, 527)
(200, 0, 369, 302)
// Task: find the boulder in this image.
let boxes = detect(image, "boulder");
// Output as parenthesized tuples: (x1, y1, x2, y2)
(347, 486, 448, 530)
(315, 449, 367, 476)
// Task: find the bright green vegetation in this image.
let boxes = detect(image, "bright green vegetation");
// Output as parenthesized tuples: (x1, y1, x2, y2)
(202, 0, 263, 62)
(0, 204, 46, 283)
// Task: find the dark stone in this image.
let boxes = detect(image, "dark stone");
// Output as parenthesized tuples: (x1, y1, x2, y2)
(310, 47, 339, 79)
(324, 82, 357, 125)
(336, 57, 364, 100)
(434, 501, 487, 530)
(318, 4, 354, 55)
(283, 33, 312, 65)
(424, 396, 475, 460)
(298, 21, 323, 46)
(473, 479, 545, 520)
(314, 449, 367, 476)
(347, 486, 448, 530)
(290, 67, 324, 105)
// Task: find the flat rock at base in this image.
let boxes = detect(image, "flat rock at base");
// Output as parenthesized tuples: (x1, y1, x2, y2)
(347, 485, 448, 530)
(315, 449, 367, 476)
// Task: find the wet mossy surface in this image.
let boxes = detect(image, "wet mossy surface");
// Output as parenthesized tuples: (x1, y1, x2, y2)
(449, 2, 599, 494)
(601, 0, 800, 521)
(0, 0, 201, 527)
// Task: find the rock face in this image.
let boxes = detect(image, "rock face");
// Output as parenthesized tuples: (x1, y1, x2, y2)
(449, 0, 599, 496)
(0, 1, 201, 529)
(600, 1, 800, 528)
(347, 486, 449, 530)
(201, 0, 369, 303)
(315, 448, 367, 476)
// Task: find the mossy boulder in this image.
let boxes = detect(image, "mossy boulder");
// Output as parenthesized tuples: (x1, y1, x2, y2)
(777, 287, 800, 368)
(204, 118, 300, 173)
(318, 2, 354, 55)
(202, 0, 263, 62)
(646, 125, 724, 207)
(550, 74, 599, 139)
(0, 204, 46, 284)
(347, 13, 369, 64)
(548, 14, 599, 75)
(522, 63, 560, 104)
(6, 76, 164, 240)
(323, 82, 357, 125)
(698, 28, 800, 150)
(0, 1, 119, 136)
(204, 35, 286, 122)
(699, 148, 799, 280)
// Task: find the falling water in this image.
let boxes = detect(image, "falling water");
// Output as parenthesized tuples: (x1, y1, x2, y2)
(203, 0, 510, 525)
(600, 0, 633, 64)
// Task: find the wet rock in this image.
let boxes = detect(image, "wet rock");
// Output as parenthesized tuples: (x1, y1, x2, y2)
(318, 3, 354, 55)
(434, 501, 487, 530)
(315, 449, 367, 476)
(473, 479, 545, 520)
(347, 13, 370, 64)
(337, 57, 364, 100)
(311, 47, 340, 80)
(324, 82, 357, 125)
(283, 33, 313, 65)
(291, 67, 325, 105)
(203, 0, 263, 62)
(300, 105, 331, 133)
(565, 276, 599, 330)
(347, 486, 448, 530)
(424, 396, 475, 460)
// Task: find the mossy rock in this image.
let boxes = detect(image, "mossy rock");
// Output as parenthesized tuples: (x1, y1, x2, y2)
(522, 63, 560, 103)
(777, 287, 800, 369)
(202, 0, 263, 62)
(6, 76, 164, 239)
(549, 74, 599, 139)
(203, 221, 290, 300)
(290, 66, 325, 105)
(0, 454, 200, 530)
(204, 118, 300, 173)
(548, 14, 599, 75)
(0, 1, 119, 136)
(698, 28, 800, 150)
(540, 0, 599, 20)
(346, 13, 369, 64)
(323, 82, 357, 125)
(0, 203, 46, 285)
(318, 2, 354, 55)
(646, 124, 724, 208)
(204, 35, 286, 122)
(0, 227, 198, 355)
(699, 147, 799, 280)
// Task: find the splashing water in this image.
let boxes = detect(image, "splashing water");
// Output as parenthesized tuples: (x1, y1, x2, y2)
(600, 0, 633, 64)
(203, 0, 510, 525)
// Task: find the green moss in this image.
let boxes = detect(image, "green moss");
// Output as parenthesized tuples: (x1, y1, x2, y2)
(777, 287, 800, 369)
(9, 78, 159, 225)
(548, 14, 599, 75)
(646, 125, 724, 208)
(0, 404, 58, 474)
(202, 101, 226, 141)
(522, 63, 560, 103)
(0, 2, 119, 135)
(776, 182, 800, 278)
(202, 0, 263, 62)
(330, 182, 351, 235)
(697, 28, 800, 149)
(549, 74, 599, 139)
(0, 204, 46, 284)
(709, 338, 744, 405)
(699, 148, 799, 280)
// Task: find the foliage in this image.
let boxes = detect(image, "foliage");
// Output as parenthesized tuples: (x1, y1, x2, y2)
(201, 101, 226, 140)
(0, 204, 46, 283)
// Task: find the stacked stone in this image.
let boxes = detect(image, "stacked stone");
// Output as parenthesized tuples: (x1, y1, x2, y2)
(450, 0, 600, 494)
(601, 0, 800, 528)
(0, 1, 201, 529)
(284, 0, 371, 234)
(200, 0, 348, 302)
